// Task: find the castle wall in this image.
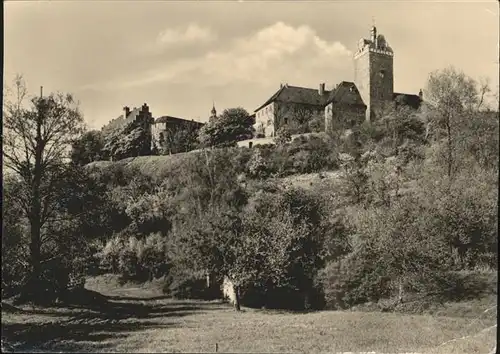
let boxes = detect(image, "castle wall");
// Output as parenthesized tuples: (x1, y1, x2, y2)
(368, 50, 394, 120)
(325, 103, 366, 133)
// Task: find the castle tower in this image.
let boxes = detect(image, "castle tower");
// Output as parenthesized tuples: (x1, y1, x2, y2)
(354, 25, 394, 121)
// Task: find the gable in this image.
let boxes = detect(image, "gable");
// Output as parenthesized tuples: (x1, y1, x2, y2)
(326, 81, 366, 107)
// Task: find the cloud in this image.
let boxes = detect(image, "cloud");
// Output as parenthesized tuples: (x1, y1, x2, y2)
(157, 23, 216, 45)
(85, 22, 352, 91)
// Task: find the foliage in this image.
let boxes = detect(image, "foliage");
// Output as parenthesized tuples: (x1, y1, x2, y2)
(70, 130, 105, 165)
(102, 120, 151, 161)
(3, 76, 86, 302)
(308, 114, 325, 133)
(273, 126, 292, 145)
(98, 233, 170, 282)
(424, 66, 491, 178)
(172, 186, 329, 310)
(198, 107, 254, 148)
(2, 175, 30, 297)
(159, 123, 200, 155)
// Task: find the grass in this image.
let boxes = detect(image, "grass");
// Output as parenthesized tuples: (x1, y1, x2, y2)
(2, 275, 496, 353)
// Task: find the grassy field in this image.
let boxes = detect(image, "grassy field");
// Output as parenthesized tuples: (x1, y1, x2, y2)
(1, 275, 496, 353)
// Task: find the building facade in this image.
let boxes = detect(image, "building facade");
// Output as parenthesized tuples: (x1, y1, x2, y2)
(254, 83, 330, 137)
(254, 25, 423, 137)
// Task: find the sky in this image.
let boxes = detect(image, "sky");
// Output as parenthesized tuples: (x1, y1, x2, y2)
(4, 0, 499, 130)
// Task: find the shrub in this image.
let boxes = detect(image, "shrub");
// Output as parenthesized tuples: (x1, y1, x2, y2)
(162, 269, 221, 300)
(98, 233, 170, 282)
(274, 127, 292, 145)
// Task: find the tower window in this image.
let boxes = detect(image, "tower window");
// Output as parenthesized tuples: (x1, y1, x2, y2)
(284, 118, 288, 125)
(379, 70, 386, 78)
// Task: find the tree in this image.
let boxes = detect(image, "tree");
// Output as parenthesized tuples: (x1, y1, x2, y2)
(160, 123, 200, 155)
(176, 187, 327, 311)
(198, 107, 254, 148)
(376, 105, 426, 154)
(274, 126, 292, 145)
(102, 120, 151, 160)
(425, 66, 486, 179)
(70, 130, 104, 165)
(3, 76, 85, 300)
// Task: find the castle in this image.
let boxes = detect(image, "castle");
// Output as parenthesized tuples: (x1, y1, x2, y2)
(101, 25, 423, 153)
(101, 103, 206, 153)
(254, 25, 423, 137)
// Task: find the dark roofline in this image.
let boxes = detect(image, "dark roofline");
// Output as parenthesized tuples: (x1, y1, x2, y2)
(326, 81, 367, 107)
(155, 116, 205, 125)
(393, 92, 420, 99)
(254, 84, 331, 112)
(254, 86, 286, 112)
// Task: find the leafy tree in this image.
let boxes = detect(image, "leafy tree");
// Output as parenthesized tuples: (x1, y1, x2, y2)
(376, 105, 426, 153)
(3, 76, 85, 301)
(160, 123, 200, 155)
(198, 107, 254, 148)
(174, 186, 327, 311)
(2, 175, 30, 297)
(425, 66, 488, 179)
(102, 120, 151, 160)
(70, 130, 104, 165)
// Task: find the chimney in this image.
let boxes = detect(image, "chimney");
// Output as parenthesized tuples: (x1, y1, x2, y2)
(123, 106, 130, 118)
(418, 89, 423, 101)
(319, 83, 325, 96)
(280, 83, 283, 89)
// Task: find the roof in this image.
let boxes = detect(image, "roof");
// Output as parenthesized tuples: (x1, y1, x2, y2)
(154, 115, 205, 126)
(255, 85, 331, 112)
(393, 93, 422, 110)
(326, 81, 366, 107)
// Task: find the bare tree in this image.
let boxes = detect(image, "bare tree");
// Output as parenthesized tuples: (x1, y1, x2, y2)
(3, 75, 84, 297)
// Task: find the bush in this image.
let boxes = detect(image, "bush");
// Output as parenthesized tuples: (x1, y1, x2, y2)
(162, 269, 221, 300)
(98, 233, 170, 282)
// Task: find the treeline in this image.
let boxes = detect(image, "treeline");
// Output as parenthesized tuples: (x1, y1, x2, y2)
(2, 67, 498, 311)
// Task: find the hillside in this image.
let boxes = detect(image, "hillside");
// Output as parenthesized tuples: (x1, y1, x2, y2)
(85, 154, 193, 179)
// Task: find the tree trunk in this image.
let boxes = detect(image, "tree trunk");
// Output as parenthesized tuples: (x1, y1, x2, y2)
(234, 285, 241, 311)
(26, 98, 45, 300)
(397, 279, 404, 304)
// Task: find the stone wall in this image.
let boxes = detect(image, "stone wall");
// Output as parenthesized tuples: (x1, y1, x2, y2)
(325, 103, 366, 133)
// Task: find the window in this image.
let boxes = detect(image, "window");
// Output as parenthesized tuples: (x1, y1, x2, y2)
(249, 142, 253, 148)
(284, 118, 288, 125)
